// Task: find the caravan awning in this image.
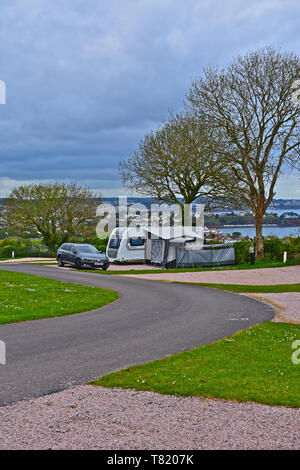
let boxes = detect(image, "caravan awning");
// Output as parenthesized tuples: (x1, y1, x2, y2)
(142, 226, 203, 240)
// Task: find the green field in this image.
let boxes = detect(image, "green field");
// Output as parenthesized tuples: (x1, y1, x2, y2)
(93, 322, 300, 408)
(0, 270, 118, 324)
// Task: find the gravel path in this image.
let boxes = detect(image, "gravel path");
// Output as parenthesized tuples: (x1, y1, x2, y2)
(0, 257, 55, 263)
(247, 292, 300, 324)
(125, 265, 300, 285)
(0, 385, 299, 450)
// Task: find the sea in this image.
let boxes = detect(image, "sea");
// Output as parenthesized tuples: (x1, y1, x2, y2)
(217, 208, 300, 238)
(219, 226, 300, 238)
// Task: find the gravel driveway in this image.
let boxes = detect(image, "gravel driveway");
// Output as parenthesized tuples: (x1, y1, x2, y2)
(247, 292, 300, 324)
(124, 265, 300, 285)
(0, 385, 299, 450)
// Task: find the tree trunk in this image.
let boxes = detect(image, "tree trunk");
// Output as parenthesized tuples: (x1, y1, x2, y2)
(255, 214, 264, 260)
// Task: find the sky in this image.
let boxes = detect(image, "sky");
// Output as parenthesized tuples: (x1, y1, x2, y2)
(0, 0, 299, 198)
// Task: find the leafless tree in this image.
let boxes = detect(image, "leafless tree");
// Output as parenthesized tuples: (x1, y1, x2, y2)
(119, 113, 227, 213)
(187, 46, 300, 258)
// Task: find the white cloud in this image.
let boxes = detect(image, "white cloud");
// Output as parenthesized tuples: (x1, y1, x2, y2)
(275, 173, 300, 198)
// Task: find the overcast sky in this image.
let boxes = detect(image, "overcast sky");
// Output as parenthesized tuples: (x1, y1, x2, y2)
(0, 0, 299, 198)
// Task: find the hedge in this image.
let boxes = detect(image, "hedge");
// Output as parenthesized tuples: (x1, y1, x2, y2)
(233, 237, 300, 264)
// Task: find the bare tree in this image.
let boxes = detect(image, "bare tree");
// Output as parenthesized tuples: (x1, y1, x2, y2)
(120, 113, 227, 212)
(187, 46, 300, 258)
(5, 182, 100, 248)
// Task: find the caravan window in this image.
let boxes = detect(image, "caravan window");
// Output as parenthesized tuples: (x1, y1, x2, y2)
(109, 237, 121, 249)
(128, 237, 145, 247)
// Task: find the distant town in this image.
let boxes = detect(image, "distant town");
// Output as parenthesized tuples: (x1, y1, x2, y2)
(101, 198, 300, 231)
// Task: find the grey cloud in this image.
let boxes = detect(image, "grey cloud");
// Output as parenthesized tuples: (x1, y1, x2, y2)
(0, 0, 299, 196)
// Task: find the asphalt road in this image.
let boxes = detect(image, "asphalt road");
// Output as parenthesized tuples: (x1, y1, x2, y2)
(0, 264, 274, 406)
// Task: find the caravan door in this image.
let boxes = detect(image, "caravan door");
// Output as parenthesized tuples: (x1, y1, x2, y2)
(106, 228, 123, 261)
(106, 228, 146, 263)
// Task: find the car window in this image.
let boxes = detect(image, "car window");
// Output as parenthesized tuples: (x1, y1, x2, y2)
(76, 245, 99, 254)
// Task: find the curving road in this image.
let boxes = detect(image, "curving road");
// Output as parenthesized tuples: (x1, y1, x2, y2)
(0, 264, 274, 406)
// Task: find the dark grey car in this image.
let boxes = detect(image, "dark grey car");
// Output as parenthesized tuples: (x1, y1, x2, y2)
(57, 243, 109, 270)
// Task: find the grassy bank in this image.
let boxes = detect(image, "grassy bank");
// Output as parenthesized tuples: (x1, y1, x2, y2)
(93, 322, 300, 408)
(0, 271, 118, 324)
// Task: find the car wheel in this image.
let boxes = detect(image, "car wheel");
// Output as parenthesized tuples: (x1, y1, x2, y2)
(75, 258, 82, 269)
(102, 263, 109, 271)
(57, 256, 65, 267)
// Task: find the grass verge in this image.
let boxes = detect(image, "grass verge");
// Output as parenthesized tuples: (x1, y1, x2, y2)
(0, 270, 118, 324)
(171, 282, 300, 293)
(93, 322, 300, 408)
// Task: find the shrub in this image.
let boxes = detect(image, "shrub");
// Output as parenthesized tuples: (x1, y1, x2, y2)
(263, 237, 284, 261)
(97, 245, 107, 253)
(234, 240, 251, 264)
(263, 236, 300, 262)
(0, 237, 23, 248)
(69, 236, 109, 251)
(284, 237, 300, 262)
(0, 240, 56, 259)
(0, 245, 15, 258)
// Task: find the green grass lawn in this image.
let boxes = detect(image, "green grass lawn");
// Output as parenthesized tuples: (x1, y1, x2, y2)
(171, 282, 300, 293)
(0, 270, 118, 324)
(81, 259, 298, 275)
(93, 322, 300, 408)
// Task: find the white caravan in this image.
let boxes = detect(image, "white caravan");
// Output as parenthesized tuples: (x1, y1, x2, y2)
(106, 226, 234, 267)
(106, 226, 204, 264)
(106, 227, 146, 263)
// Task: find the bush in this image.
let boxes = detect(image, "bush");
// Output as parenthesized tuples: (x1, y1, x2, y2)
(263, 236, 300, 262)
(0, 237, 23, 248)
(291, 252, 300, 263)
(0, 245, 16, 258)
(0, 239, 56, 259)
(0, 234, 112, 259)
(283, 237, 300, 262)
(234, 240, 251, 264)
(97, 245, 107, 253)
(233, 236, 300, 265)
(263, 237, 284, 261)
(69, 236, 109, 251)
